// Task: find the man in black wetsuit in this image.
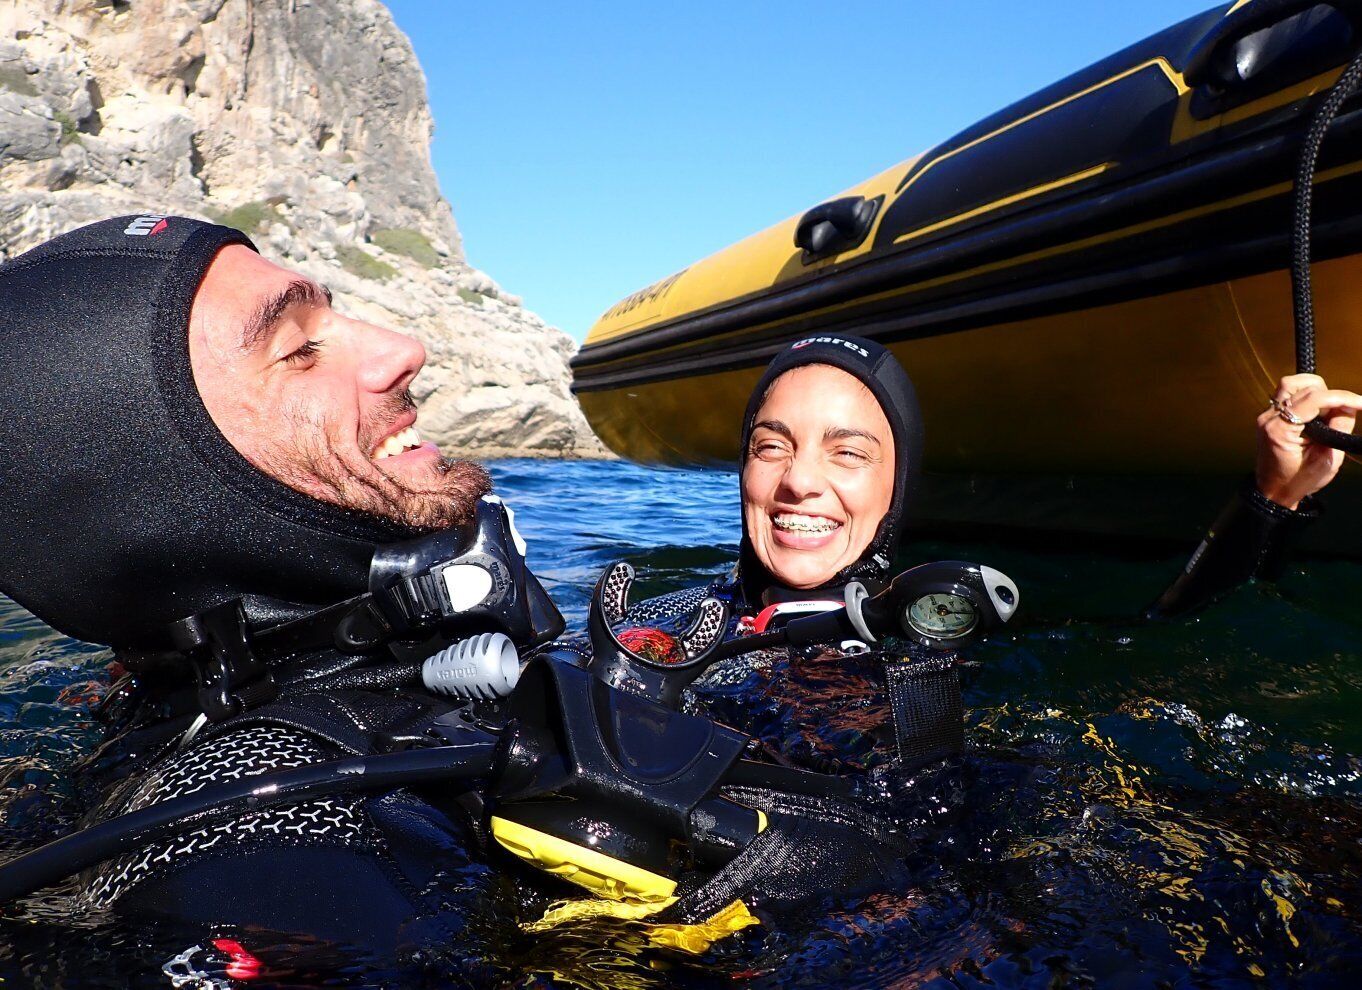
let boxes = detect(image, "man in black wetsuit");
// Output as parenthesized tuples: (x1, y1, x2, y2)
(0, 216, 518, 959)
(0, 218, 917, 969)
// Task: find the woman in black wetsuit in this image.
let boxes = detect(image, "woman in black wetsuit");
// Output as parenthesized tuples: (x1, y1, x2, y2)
(620, 334, 957, 775)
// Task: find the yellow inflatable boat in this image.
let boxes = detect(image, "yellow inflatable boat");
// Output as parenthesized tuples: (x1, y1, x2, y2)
(572, 1, 1362, 551)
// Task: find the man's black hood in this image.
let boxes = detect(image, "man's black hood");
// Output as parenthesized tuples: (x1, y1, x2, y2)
(737, 334, 923, 606)
(0, 216, 412, 649)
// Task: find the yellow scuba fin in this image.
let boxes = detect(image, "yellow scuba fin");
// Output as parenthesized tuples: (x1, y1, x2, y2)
(523, 896, 760, 955)
(490, 815, 677, 902)
(493, 811, 767, 952)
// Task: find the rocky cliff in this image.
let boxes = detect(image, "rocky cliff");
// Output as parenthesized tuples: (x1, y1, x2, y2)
(0, 0, 606, 458)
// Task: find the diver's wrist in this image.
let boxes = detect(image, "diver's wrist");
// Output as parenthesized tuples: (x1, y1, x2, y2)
(1243, 479, 1320, 522)
(1256, 483, 1301, 511)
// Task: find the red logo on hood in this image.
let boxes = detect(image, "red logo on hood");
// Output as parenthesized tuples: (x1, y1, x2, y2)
(123, 215, 169, 237)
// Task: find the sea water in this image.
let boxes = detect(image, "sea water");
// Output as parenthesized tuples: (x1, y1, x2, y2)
(0, 458, 1359, 987)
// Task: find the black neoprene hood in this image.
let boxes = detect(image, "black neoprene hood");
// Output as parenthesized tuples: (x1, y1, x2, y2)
(737, 334, 924, 604)
(0, 216, 411, 648)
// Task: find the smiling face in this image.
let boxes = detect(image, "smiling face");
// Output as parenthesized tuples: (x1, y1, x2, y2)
(742, 364, 896, 590)
(189, 245, 490, 530)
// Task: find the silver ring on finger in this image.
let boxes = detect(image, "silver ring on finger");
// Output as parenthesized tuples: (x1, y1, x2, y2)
(1270, 394, 1306, 426)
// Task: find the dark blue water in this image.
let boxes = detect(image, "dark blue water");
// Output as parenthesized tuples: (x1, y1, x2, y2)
(1, 459, 1360, 987)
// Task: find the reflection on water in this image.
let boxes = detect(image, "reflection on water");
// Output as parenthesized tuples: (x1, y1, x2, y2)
(0, 459, 1359, 986)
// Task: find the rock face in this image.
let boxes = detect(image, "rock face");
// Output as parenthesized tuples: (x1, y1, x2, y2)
(0, 0, 606, 458)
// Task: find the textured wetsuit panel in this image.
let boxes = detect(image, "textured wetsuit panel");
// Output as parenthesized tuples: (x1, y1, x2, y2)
(884, 655, 964, 765)
(81, 724, 368, 910)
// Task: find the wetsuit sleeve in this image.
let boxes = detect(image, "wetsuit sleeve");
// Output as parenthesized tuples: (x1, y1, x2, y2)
(1148, 481, 1319, 620)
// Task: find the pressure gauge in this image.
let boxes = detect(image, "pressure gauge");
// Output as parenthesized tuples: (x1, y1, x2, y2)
(905, 592, 978, 640)
(843, 560, 1019, 651)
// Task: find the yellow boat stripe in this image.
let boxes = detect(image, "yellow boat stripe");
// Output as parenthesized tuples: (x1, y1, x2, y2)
(889, 58, 1185, 206)
(893, 162, 1114, 246)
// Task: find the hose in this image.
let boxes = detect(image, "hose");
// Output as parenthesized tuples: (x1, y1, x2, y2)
(707, 629, 787, 662)
(725, 759, 856, 799)
(1291, 45, 1362, 451)
(0, 741, 497, 905)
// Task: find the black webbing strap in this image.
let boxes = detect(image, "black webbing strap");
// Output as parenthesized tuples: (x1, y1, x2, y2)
(884, 654, 963, 766)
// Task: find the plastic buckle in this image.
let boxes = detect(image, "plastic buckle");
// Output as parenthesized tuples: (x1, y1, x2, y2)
(333, 597, 393, 653)
(171, 599, 278, 723)
(376, 572, 451, 634)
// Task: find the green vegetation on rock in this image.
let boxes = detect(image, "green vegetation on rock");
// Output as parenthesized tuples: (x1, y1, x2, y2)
(211, 200, 279, 235)
(457, 288, 488, 306)
(0, 64, 37, 96)
(372, 228, 439, 268)
(337, 244, 396, 282)
(53, 111, 79, 145)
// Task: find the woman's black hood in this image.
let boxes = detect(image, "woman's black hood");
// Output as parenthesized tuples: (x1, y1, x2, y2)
(0, 216, 413, 649)
(737, 335, 923, 606)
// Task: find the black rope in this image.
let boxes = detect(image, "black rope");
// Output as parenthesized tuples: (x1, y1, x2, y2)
(1292, 47, 1362, 451)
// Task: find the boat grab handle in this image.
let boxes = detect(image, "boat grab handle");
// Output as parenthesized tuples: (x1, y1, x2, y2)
(1184, 0, 1362, 89)
(794, 195, 882, 262)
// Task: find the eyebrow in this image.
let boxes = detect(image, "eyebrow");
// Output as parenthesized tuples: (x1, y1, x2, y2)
(751, 419, 793, 440)
(240, 279, 333, 352)
(751, 420, 883, 446)
(824, 426, 882, 446)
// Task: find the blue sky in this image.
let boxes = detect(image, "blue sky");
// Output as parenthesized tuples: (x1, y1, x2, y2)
(386, 1, 1216, 342)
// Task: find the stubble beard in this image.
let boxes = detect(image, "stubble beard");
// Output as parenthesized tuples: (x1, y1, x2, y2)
(258, 390, 492, 531)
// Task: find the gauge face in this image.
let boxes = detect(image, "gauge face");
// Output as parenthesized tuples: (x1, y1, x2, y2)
(905, 593, 978, 640)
